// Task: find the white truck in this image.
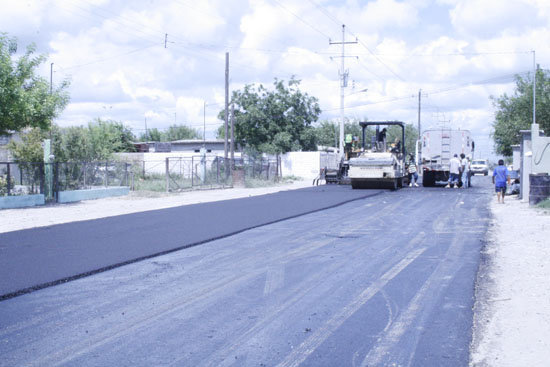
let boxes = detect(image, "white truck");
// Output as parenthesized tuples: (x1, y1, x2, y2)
(421, 128, 474, 187)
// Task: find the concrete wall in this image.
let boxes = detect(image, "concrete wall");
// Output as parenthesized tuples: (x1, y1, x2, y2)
(0, 194, 45, 209)
(512, 145, 521, 170)
(57, 187, 129, 204)
(532, 124, 550, 174)
(280, 151, 339, 180)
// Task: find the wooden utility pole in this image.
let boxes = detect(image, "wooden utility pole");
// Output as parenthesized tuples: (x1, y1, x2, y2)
(224, 52, 229, 177)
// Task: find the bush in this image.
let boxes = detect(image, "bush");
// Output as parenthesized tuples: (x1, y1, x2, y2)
(536, 198, 550, 210)
(0, 175, 13, 195)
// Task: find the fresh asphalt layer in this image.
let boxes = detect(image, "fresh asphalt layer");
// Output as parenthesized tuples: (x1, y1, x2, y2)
(0, 185, 381, 300)
(0, 176, 494, 366)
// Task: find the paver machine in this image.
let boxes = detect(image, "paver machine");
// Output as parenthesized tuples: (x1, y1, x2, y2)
(348, 121, 406, 190)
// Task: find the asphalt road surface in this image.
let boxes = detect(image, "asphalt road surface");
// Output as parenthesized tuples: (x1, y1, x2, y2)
(0, 185, 379, 299)
(0, 177, 492, 366)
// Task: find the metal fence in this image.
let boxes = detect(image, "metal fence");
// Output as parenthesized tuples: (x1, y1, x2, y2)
(165, 155, 280, 192)
(1, 161, 131, 199)
(1, 156, 281, 199)
(0, 162, 44, 196)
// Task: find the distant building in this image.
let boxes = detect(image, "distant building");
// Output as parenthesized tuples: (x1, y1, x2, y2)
(132, 139, 238, 154)
(171, 139, 236, 154)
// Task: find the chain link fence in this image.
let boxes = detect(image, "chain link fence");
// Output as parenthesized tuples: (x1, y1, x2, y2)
(1, 155, 282, 199)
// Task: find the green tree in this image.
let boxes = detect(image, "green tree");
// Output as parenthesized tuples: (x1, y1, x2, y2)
(7, 128, 46, 163)
(86, 119, 136, 160)
(221, 78, 321, 154)
(0, 34, 70, 136)
(163, 124, 201, 141)
(57, 126, 89, 162)
(492, 69, 550, 156)
(313, 120, 338, 147)
(139, 128, 162, 142)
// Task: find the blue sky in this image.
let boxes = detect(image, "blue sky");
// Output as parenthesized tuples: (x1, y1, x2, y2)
(2, 0, 549, 159)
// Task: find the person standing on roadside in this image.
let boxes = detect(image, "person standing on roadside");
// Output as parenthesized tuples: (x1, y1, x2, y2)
(408, 156, 419, 187)
(493, 159, 510, 203)
(446, 154, 461, 188)
(460, 153, 469, 188)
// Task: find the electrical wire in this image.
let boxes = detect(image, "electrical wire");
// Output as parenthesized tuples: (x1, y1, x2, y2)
(269, 0, 332, 39)
(324, 71, 526, 112)
(57, 44, 161, 71)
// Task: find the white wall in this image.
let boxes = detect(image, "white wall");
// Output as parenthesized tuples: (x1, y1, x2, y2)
(280, 151, 339, 180)
(117, 151, 338, 180)
(532, 124, 550, 174)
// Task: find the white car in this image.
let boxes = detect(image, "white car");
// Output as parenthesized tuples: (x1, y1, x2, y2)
(471, 159, 489, 176)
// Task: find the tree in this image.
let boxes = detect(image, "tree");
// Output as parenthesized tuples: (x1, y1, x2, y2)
(0, 33, 70, 136)
(139, 128, 162, 142)
(163, 124, 201, 141)
(9, 120, 136, 163)
(492, 69, 550, 156)
(7, 128, 46, 163)
(221, 78, 321, 154)
(86, 119, 136, 160)
(313, 119, 418, 155)
(313, 120, 363, 148)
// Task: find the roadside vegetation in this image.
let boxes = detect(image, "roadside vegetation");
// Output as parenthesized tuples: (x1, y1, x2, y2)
(492, 69, 550, 156)
(536, 198, 550, 212)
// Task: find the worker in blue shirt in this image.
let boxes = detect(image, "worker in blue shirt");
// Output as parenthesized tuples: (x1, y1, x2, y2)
(492, 159, 510, 203)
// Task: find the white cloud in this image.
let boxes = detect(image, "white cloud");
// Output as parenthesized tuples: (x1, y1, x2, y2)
(449, 0, 543, 38)
(2, 0, 549, 145)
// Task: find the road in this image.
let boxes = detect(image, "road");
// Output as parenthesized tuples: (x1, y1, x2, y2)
(0, 177, 492, 366)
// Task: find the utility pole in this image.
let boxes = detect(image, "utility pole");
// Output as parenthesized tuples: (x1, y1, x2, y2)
(329, 25, 357, 160)
(164, 33, 168, 48)
(144, 117, 148, 142)
(50, 63, 53, 95)
(203, 101, 206, 145)
(418, 89, 422, 140)
(224, 52, 229, 177)
(230, 103, 235, 170)
(532, 50, 536, 126)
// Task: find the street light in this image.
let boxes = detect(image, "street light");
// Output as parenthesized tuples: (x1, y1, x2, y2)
(346, 88, 368, 96)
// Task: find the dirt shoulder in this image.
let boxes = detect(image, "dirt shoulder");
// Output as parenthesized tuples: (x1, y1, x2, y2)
(470, 197, 550, 366)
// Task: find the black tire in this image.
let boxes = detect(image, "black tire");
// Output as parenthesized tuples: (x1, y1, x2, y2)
(423, 171, 435, 187)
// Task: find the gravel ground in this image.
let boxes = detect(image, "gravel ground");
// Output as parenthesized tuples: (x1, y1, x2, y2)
(470, 196, 550, 367)
(1, 182, 549, 365)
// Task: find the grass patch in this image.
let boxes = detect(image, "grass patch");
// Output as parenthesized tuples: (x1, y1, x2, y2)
(244, 175, 302, 188)
(536, 198, 550, 213)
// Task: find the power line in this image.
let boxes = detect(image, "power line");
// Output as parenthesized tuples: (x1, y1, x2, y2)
(269, 0, 332, 39)
(57, 44, 160, 71)
(306, 0, 341, 27)
(324, 71, 527, 112)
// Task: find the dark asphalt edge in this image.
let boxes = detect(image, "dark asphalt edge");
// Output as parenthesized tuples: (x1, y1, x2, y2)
(468, 197, 495, 363)
(0, 189, 384, 302)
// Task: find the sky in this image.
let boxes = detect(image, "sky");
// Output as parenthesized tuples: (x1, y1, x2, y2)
(1, 0, 549, 159)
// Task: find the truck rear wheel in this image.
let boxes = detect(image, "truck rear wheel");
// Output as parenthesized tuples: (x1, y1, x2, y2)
(423, 171, 435, 187)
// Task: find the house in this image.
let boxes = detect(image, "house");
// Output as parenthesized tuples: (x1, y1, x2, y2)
(170, 139, 237, 154)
